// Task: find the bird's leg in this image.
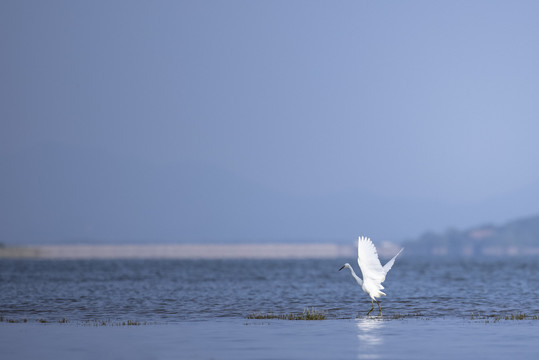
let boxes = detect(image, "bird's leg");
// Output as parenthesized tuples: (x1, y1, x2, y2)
(367, 300, 374, 315)
(375, 300, 382, 316)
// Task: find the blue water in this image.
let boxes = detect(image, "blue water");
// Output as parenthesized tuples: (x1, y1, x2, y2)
(1, 257, 538, 322)
(2, 257, 539, 359)
(2, 318, 539, 360)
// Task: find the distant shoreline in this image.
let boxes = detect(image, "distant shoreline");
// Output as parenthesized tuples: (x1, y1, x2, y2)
(0, 244, 357, 260)
(2, 242, 538, 259)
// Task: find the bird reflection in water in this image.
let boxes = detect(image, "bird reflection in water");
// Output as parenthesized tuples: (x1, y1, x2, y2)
(356, 317, 384, 359)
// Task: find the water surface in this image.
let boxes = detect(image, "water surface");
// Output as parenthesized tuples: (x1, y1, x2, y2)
(2, 257, 539, 359)
(1, 257, 538, 322)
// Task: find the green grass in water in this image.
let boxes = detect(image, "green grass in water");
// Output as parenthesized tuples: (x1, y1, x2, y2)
(470, 313, 539, 322)
(247, 308, 327, 320)
(0, 315, 148, 326)
(386, 313, 427, 320)
(83, 319, 146, 326)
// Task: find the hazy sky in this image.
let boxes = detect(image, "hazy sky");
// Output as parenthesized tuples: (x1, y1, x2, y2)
(2, 1, 539, 244)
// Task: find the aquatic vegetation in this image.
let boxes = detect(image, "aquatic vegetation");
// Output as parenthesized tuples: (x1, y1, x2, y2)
(470, 313, 539, 322)
(82, 319, 148, 326)
(247, 308, 327, 320)
(0, 315, 32, 323)
(0, 315, 25, 323)
(386, 313, 427, 320)
(353, 312, 429, 320)
(0, 315, 150, 326)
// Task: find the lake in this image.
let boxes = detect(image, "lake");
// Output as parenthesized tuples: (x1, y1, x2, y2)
(1, 257, 539, 359)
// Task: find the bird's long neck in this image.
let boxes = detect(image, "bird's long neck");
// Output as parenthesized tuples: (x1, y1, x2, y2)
(347, 266, 363, 286)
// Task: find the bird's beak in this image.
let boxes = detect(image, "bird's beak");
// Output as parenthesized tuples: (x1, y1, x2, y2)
(339, 265, 345, 271)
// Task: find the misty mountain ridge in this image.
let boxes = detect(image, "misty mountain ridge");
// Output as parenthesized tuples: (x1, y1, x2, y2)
(403, 214, 539, 256)
(1, 143, 539, 245)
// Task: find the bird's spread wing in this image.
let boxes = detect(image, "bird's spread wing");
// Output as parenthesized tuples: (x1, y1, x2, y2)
(382, 248, 403, 274)
(357, 236, 385, 284)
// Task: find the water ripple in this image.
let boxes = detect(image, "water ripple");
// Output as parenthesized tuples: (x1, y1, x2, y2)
(1, 258, 538, 322)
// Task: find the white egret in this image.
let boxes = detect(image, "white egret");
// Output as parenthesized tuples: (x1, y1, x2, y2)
(339, 236, 403, 316)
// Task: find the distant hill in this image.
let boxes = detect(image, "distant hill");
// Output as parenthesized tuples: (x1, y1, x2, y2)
(402, 215, 539, 256)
